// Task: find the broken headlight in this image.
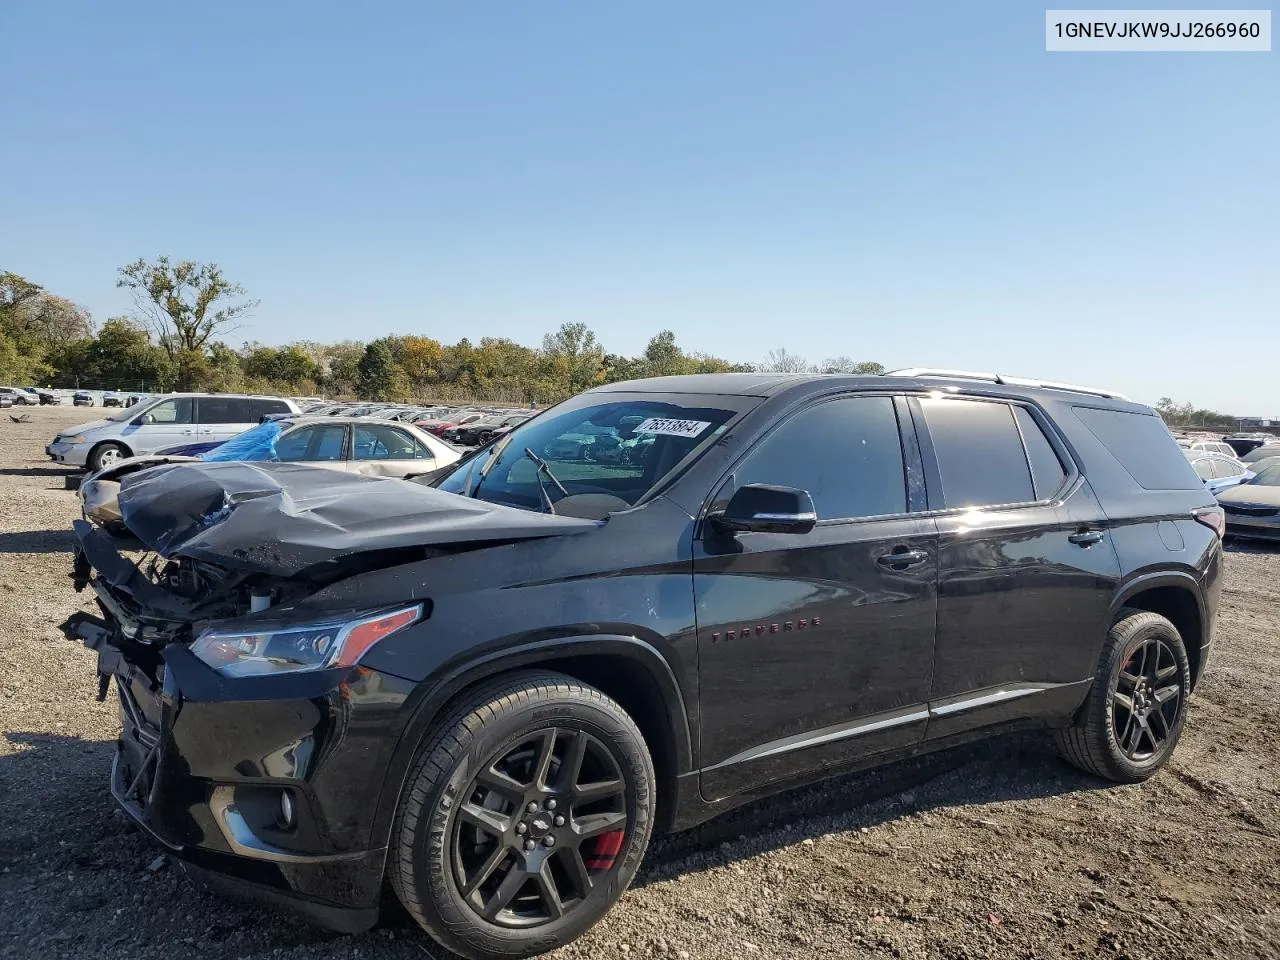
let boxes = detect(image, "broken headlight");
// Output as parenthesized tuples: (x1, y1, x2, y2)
(190, 606, 421, 677)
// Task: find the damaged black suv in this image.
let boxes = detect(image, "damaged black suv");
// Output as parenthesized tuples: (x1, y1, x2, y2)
(63, 371, 1224, 959)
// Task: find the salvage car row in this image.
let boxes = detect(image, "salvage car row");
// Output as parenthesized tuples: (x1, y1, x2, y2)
(1175, 432, 1280, 541)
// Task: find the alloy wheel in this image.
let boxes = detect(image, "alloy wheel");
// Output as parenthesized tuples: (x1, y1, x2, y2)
(1111, 636, 1182, 761)
(450, 727, 629, 928)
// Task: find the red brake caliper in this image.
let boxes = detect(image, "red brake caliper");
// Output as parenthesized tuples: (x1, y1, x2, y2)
(584, 830, 624, 870)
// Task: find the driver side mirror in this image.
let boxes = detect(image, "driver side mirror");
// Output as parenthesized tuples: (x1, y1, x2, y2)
(711, 483, 817, 535)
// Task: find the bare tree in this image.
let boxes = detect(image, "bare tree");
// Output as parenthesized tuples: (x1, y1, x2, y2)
(759, 347, 812, 373)
(117, 257, 258, 359)
(819, 356, 885, 375)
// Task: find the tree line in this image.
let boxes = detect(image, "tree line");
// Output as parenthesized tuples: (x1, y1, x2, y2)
(0, 259, 886, 404)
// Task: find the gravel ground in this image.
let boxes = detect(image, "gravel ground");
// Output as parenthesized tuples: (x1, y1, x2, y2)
(2, 406, 1278, 960)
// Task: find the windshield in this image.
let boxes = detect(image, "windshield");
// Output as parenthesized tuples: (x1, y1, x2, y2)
(1248, 461, 1280, 485)
(435, 392, 751, 517)
(105, 399, 154, 422)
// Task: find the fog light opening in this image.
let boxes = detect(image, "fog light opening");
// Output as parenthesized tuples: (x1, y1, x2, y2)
(278, 790, 295, 830)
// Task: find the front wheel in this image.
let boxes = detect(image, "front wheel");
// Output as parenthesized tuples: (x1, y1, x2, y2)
(390, 672, 655, 960)
(1054, 608, 1191, 782)
(88, 441, 129, 472)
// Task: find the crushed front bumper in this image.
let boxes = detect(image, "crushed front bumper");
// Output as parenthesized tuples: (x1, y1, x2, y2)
(60, 609, 415, 932)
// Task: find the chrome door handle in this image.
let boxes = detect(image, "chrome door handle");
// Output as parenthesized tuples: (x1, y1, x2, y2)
(877, 548, 929, 569)
(1068, 530, 1105, 546)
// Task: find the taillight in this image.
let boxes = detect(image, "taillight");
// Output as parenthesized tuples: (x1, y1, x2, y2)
(1192, 506, 1226, 539)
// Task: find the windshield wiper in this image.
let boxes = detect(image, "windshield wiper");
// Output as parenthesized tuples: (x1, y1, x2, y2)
(523, 447, 568, 514)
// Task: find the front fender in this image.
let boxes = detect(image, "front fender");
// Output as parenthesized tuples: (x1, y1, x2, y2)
(366, 633, 693, 852)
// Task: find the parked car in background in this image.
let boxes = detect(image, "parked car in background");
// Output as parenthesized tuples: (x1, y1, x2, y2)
(416, 411, 485, 437)
(1186, 452, 1254, 495)
(1218, 457, 1280, 541)
(46, 393, 299, 471)
(1223, 433, 1273, 456)
(1241, 443, 1280, 464)
(38, 389, 61, 405)
(0, 386, 39, 406)
(72, 390, 94, 407)
(1177, 438, 1236, 458)
(102, 391, 123, 407)
(63, 370, 1222, 957)
(0, 393, 12, 409)
(79, 416, 462, 529)
(442, 413, 530, 446)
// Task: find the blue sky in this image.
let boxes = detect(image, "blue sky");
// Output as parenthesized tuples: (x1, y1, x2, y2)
(2, 2, 1276, 412)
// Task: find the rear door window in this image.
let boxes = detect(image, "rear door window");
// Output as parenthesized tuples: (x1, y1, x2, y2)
(1211, 459, 1243, 479)
(1191, 458, 1215, 481)
(1013, 406, 1068, 499)
(1073, 407, 1202, 491)
(197, 396, 254, 424)
(918, 398, 1034, 508)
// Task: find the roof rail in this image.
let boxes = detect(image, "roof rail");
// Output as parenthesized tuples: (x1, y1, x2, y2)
(886, 367, 1129, 401)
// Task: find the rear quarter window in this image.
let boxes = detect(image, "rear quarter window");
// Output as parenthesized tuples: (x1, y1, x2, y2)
(1072, 406, 1203, 491)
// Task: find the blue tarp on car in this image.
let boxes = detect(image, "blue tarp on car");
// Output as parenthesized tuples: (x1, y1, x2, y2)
(200, 420, 285, 462)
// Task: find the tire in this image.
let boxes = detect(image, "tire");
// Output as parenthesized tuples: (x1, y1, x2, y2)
(389, 672, 655, 960)
(1054, 608, 1191, 783)
(88, 441, 129, 472)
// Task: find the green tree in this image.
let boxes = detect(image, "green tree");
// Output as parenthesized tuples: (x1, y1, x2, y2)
(87, 318, 174, 390)
(357, 340, 400, 401)
(117, 257, 258, 387)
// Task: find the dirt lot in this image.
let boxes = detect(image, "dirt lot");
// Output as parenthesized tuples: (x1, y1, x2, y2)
(2, 405, 1278, 960)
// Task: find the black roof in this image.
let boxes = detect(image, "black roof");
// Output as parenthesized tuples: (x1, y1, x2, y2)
(588, 372, 1148, 412)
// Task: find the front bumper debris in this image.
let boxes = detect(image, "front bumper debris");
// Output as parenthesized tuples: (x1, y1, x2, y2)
(59, 600, 413, 932)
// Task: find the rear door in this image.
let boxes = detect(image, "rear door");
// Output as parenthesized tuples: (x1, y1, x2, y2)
(912, 396, 1121, 737)
(694, 394, 938, 801)
(196, 396, 256, 443)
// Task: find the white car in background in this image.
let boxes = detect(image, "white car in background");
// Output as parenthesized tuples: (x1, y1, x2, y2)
(46, 393, 299, 471)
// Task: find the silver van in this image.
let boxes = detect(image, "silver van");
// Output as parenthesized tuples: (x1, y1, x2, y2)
(46, 393, 300, 471)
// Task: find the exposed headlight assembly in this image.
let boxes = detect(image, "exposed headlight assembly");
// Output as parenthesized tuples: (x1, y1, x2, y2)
(191, 605, 421, 677)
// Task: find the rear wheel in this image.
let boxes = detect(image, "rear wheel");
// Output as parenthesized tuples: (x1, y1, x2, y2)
(390, 672, 655, 960)
(88, 441, 129, 472)
(1055, 608, 1190, 782)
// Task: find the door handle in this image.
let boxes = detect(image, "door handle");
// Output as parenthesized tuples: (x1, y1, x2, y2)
(181, 429, 194, 435)
(877, 548, 929, 569)
(1068, 530, 1105, 546)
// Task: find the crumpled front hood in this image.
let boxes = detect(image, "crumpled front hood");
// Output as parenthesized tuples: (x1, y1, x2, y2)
(116, 460, 599, 575)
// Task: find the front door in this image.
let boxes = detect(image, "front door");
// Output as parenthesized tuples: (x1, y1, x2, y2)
(694, 394, 938, 801)
(122, 396, 195, 455)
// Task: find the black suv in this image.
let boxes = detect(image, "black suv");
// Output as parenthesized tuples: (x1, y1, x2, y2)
(62, 371, 1223, 960)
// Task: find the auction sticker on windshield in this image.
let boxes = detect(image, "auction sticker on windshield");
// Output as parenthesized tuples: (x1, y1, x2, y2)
(634, 417, 711, 438)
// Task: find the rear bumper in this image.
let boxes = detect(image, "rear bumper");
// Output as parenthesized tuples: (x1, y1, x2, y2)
(1224, 516, 1280, 540)
(62, 611, 415, 931)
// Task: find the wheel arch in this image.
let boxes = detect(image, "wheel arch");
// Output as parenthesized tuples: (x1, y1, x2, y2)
(1112, 573, 1206, 688)
(370, 634, 694, 852)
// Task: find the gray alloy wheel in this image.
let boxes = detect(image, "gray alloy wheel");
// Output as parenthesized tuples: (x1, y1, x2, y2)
(390, 672, 655, 960)
(89, 442, 128, 472)
(1055, 608, 1191, 783)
